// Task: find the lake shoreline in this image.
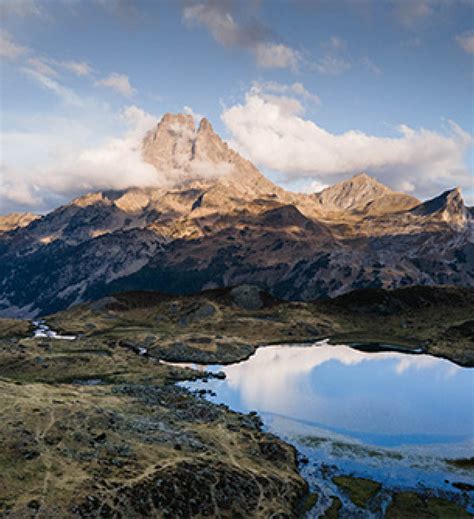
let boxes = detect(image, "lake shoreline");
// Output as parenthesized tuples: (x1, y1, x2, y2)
(181, 343, 474, 517)
(0, 285, 472, 516)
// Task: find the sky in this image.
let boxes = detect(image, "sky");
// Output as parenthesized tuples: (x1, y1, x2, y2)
(0, 0, 473, 214)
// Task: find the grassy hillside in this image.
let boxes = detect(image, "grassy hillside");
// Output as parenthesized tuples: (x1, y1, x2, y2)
(0, 284, 472, 517)
(46, 285, 474, 366)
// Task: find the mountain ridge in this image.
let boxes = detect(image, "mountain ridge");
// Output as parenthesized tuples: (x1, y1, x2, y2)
(313, 172, 420, 215)
(0, 113, 472, 317)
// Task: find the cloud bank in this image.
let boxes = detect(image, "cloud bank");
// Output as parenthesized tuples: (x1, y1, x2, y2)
(0, 30, 28, 59)
(456, 30, 474, 54)
(221, 88, 473, 199)
(0, 106, 160, 213)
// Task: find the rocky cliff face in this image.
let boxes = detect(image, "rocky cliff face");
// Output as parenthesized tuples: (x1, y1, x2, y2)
(142, 114, 281, 200)
(411, 187, 470, 229)
(0, 212, 39, 233)
(0, 113, 472, 317)
(313, 173, 420, 215)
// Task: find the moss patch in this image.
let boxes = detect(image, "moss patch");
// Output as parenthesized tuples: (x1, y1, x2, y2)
(322, 496, 342, 518)
(332, 475, 381, 508)
(386, 491, 471, 518)
(446, 457, 474, 470)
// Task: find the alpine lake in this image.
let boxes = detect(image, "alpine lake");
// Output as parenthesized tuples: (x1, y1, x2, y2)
(178, 341, 474, 517)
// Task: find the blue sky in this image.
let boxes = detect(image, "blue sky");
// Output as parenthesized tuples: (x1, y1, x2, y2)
(1, 0, 473, 213)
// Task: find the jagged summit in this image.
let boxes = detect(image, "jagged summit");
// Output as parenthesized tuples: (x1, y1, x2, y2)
(0, 124, 472, 318)
(142, 112, 286, 208)
(411, 187, 468, 227)
(141, 114, 426, 219)
(0, 212, 39, 233)
(350, 172, 381, 184)
(313, 172, 419, 214)
(142, 112, 252, 181)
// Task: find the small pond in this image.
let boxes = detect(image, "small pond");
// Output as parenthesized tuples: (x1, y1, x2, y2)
(179, 341, 474, 516)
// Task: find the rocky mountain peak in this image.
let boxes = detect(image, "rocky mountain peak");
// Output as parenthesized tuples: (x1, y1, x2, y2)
(160, 112, 196, 131)
(0, 212, 40, 233)
(198, 117, 213, 132)
(142, 113, 283, 204)
(314, 173, 390, 211)
(72, 192, 111, 208)
(411, 187, 469, 227)
(313, 173, 419, 215)
(350, 172, 380, 184)
(142, 113, 197, 175)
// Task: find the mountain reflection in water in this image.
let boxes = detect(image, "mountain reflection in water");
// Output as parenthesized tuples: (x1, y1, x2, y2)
(181, 343, 473, 448)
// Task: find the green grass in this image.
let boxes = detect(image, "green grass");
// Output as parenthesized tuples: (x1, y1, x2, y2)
(386, 492, 472, 519)
(332, 475, 381, 508)
(446, 457, 474, 470)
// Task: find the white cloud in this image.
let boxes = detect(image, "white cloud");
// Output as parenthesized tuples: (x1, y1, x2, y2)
(95, 73, 136, 97)
(456, 30, 474, 54)
(392, 0, 433, 27)
(183, 2, 241, 47)
(120, 105, 157, 137)
(61, 60, 93, 77)
(26, 57, 58, 78)
(0, 30, 93, 79)
(289, 83, 321, 104)
(313, 54, 351, 75)
(253, 43, 301, 70)
(249, 81, 320, 114)
(301, 180, 330, 194)
(0, 30, 28, 60)
(361, 56, 382, 75)
(21, 67, 83, 106)
(221, 89, 473, 200)
(312, 36, 351, 75)
(0, 0, 45, 19)
(0, 105, 160, 212)
(183, 105, 204, 124)
(182, 1, 302, 70)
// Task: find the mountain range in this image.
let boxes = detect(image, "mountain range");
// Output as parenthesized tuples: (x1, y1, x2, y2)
(0, 113, 472, 317)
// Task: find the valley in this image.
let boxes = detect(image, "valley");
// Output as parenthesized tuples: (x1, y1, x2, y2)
(2, 3, 473, 517)
(0, 285, 472, 517)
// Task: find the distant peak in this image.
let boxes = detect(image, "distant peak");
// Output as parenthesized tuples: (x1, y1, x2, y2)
(0, 211, 39, 233)
(314, 173, 391, 212)
(142, 112, 274, 196)
(414, 187, 463, 211)
(448, 186, 462, 198)
(350, 172, 387, 188)
(160, 112, 195, 127)
(352, 172, 372, 181)
(411, 186, 468, 227)
(198, 117, 212, 131)
(72, 192, 109, 208)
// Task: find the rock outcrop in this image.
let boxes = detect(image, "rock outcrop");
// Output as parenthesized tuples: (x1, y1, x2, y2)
(411, 187, 470, 229)
(313, 173, 419, 215)
(0, 212, 39, 233)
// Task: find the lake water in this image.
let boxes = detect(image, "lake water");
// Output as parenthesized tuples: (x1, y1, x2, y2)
(179, 341, 474, 515)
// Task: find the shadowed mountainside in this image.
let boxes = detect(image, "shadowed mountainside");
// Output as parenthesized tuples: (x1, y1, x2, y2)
(0, 113, 472, 318)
